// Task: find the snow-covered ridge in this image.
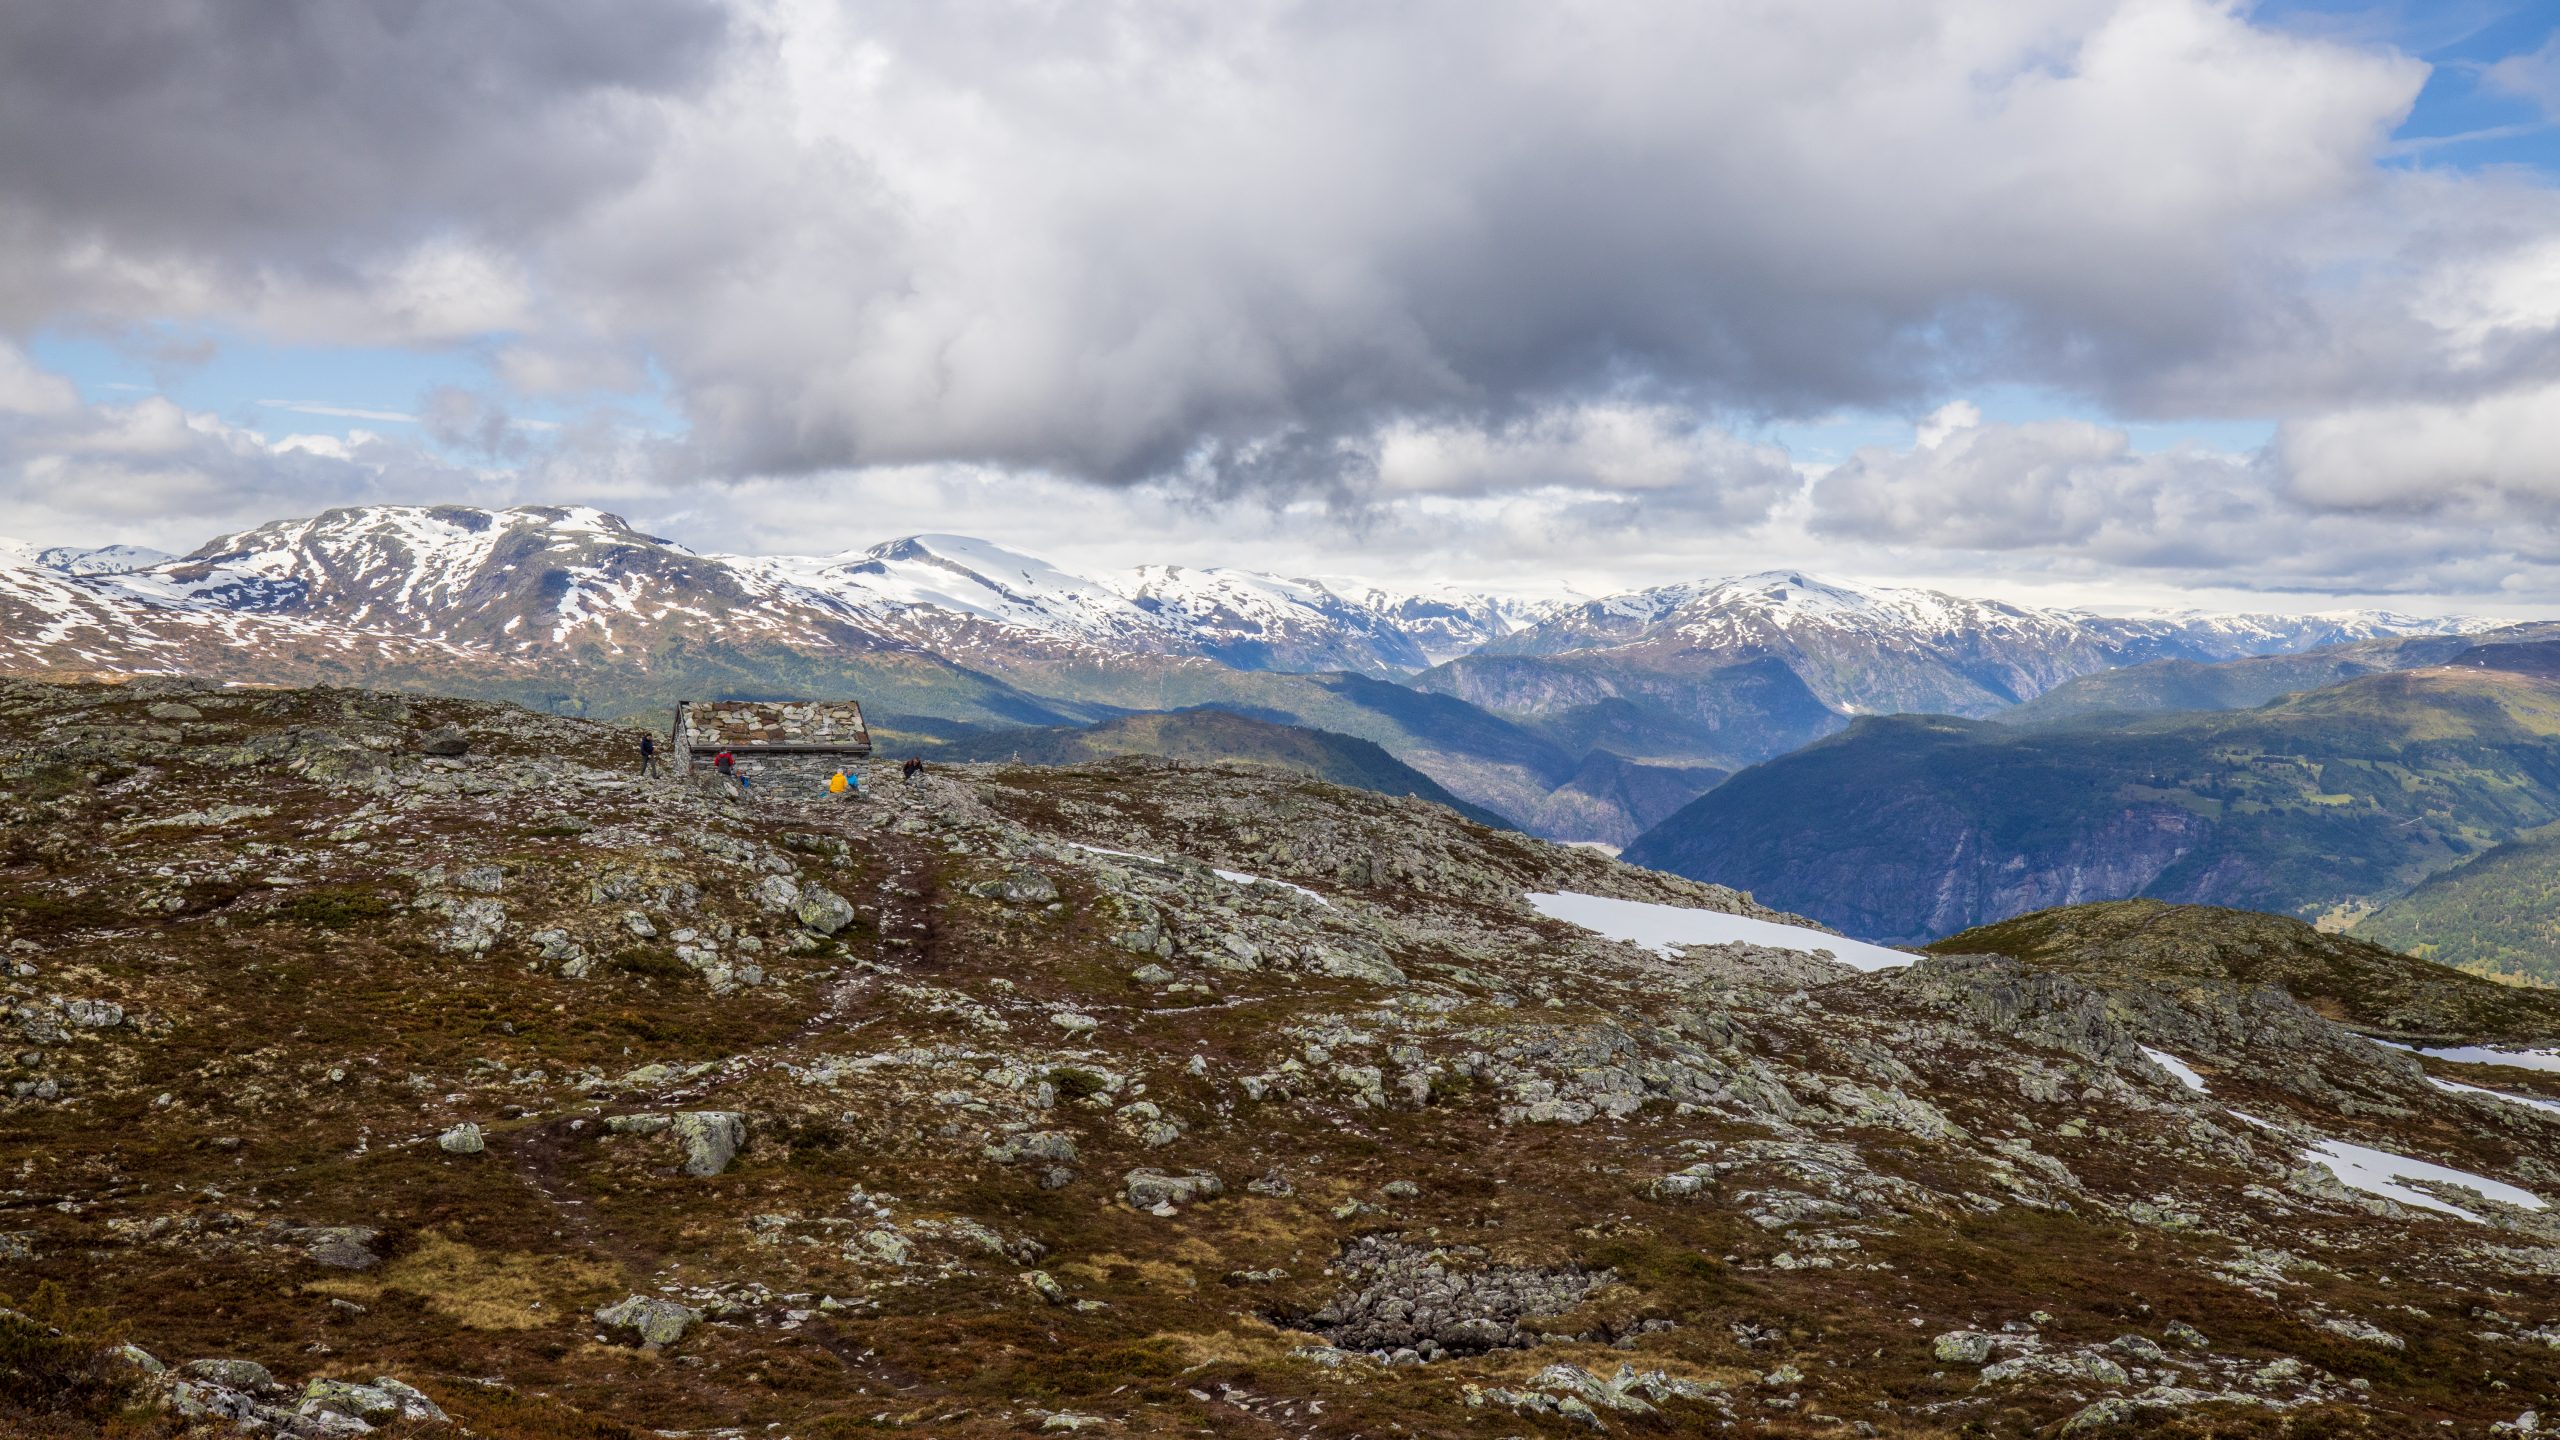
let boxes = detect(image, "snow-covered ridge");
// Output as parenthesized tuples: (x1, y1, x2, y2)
(7, 506, 2491, 682)
(36, 543, 174, 576)
(1521, 568, 2471, 658)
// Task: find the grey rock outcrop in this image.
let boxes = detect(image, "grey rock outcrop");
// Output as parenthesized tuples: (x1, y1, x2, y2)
(672, 1110, 746, 1176)
(595, 1294, 701, 1349)
(792, 886, 856, 936)
(1123, 1168, 1223, 1211)
(1294, 1236, 1618, 1360)
(416, 724, 471, 757)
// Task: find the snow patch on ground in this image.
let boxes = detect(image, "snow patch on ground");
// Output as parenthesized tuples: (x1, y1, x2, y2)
(2141, 1047, 2210, 1094)
(1524, 891, 1913, 972)
(2382, 1043, 2560, 1075)
(2230, 1110, 2543, 1223)
(2427, 1076, 2560, 1116)
(2304, 1136, 2544, 1222)
(1211, 868, 1330, 906)
(1068, 843, 1330, 906)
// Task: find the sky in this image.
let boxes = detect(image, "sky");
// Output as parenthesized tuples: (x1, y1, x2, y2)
(5, 1, 2560, 615)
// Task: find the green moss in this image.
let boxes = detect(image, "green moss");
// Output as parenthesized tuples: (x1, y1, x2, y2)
(280, 885, 392, 930)
(1045, 1067, 1108, 1101)
(611, 948, 692, 982)
(0, 891, 122, 930)
(0, 1283, 137, 1426)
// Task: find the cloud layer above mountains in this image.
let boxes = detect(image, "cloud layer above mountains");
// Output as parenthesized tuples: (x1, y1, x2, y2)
(4, 1, 2560, 603)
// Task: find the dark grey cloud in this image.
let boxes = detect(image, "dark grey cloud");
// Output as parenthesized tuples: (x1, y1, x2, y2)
(560, 0, 2429, 487)
(0, 0, 726, 329)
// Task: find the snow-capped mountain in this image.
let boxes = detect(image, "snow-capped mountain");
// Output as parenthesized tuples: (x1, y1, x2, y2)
(0, 505, 2515, 840)
(738, 535, 1188, 666)
(33, 543, 175, 576)
(0, 532, 483, 680)
(1468, 569, 2481, 718)
(0, 504, 2511, 797)
(1, 509, 2493, 713)
(748, 537, 1529, 673)
(1115, 565, 1526, 672)
(1, 508, 1527, 687)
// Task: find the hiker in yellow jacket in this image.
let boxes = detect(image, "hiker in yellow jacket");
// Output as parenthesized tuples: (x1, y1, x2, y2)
(828, 768, 858, 802)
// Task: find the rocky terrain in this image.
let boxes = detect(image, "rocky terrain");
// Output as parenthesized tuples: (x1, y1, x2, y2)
(6, 678, 2560, 1436)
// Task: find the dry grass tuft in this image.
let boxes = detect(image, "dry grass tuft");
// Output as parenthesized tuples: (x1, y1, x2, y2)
(308, 1234, 618, 1331)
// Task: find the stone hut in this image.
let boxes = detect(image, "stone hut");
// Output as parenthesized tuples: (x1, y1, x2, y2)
(672, 699, 872, 785)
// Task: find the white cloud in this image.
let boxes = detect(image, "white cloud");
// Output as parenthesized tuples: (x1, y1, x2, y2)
(0, 345, 79, 416)
(2276, 383, 2560, 514)
(0, 344, 492, 547)
(1914, 401, 1981, 450)
(2485, 33, 2560, 115)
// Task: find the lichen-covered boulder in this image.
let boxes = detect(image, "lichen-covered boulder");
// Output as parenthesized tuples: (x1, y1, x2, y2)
(595, 1294, 700, 1349)
(1097, 892, 1170, 957)
(1124, 1168, 1223, 1211)
(298, 1376, 450, 1426)
(181, 1358, 278, 1393)
(974, 867, 1059, 905)
(791, 886, 856, 936)
(672, 1111, 746, 1176)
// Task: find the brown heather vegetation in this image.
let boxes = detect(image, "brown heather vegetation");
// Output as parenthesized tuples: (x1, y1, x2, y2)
(0, 677, 2557, 1435)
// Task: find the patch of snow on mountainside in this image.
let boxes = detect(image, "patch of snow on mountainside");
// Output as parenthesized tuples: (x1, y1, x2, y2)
(2116, 608, 2499, 648)
(1508, 570, 2485, 665)
(1526, 890, 1913, 971)
(1112, 565, 1490, 671)
(1669, 572, 2074, 643)
(109, 505, 674, 627)
(0, 530, 494, 672)
(1327, 584, 1538, 665)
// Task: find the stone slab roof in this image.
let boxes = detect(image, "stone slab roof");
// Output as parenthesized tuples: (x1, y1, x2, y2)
(676, 699, 871, 753)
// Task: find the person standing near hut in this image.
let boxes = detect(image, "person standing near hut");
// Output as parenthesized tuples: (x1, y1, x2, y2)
(640, 732, 660, 778)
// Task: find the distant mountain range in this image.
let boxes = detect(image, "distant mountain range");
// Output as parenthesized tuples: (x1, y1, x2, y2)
(1626, 637, 2560, 941)
(0, 504, 2498, 843)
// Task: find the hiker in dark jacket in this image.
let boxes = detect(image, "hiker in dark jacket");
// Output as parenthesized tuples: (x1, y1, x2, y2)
(640, 733, 659, 778)
(902, 755, 924, 786)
